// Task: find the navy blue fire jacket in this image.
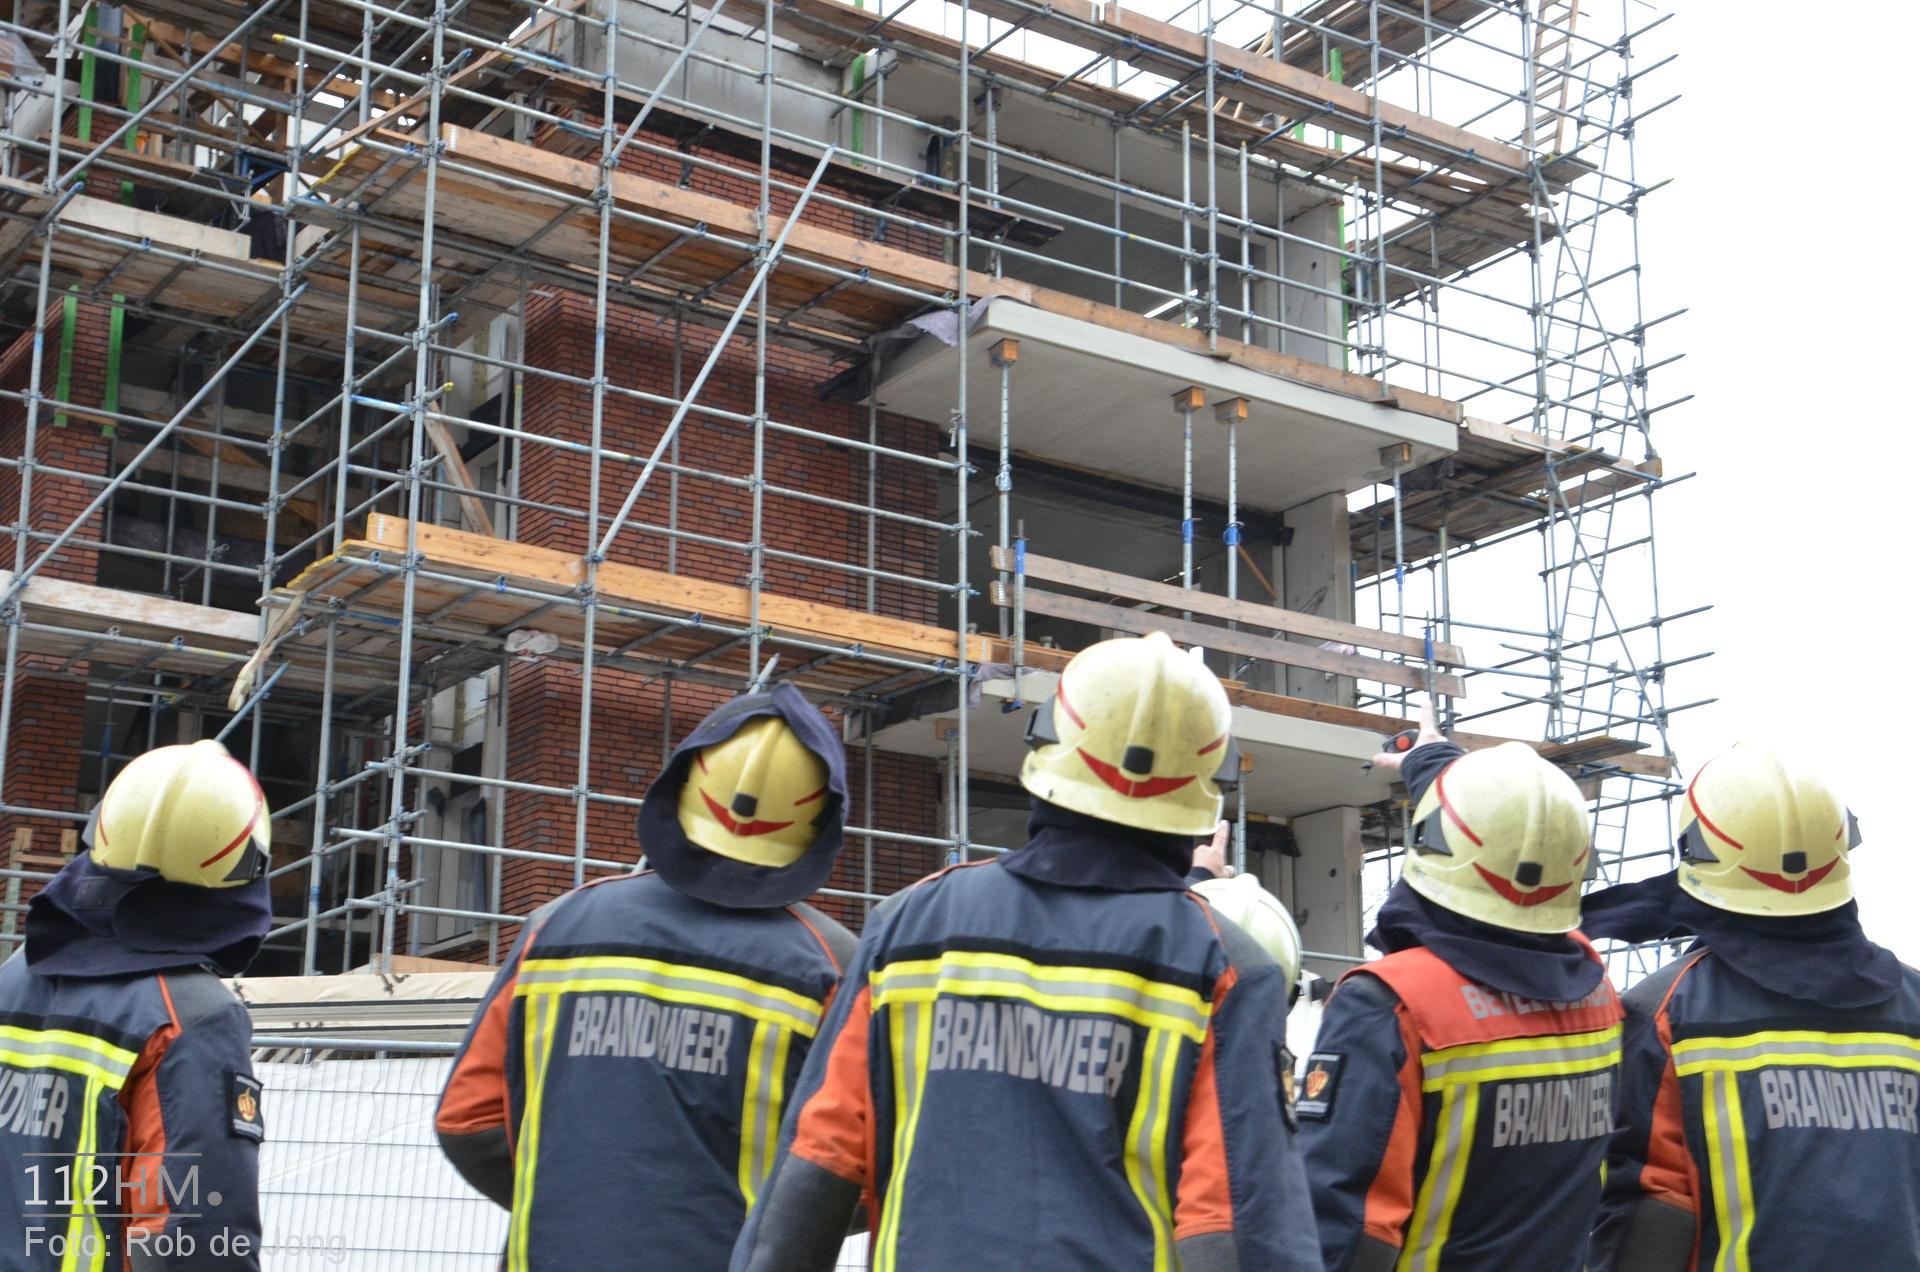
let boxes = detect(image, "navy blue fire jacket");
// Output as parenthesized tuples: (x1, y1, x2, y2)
(731, 822, 1320, 1272)
(435, 871, 855, 1270)
(0, 954, 263, 1271)
(1590, 948, 1920, 1271)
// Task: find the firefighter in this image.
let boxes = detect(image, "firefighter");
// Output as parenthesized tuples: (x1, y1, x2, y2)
(0, 739, 271, 1271)
(1193, 870, 1304, 1006)
(1300, 702, 1623, 1272)
(1586, 742, 1916, 1272)
(731, 631, 1320, 1272)
(435, 683, 856, 1270)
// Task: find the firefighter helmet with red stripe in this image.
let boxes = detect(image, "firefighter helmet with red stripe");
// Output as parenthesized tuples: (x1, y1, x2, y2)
(1021, 631, 1237, 837)
(1675, 742, 1858, 917)
(83, 739, 271, 888)
(677, 715, 832, 868)
(1405, 742, 1590, 934)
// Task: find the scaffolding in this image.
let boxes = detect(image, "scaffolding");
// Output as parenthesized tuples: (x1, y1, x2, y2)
(0, 0, 1693, 992)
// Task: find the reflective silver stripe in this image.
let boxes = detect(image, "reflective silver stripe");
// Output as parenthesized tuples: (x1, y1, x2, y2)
(1674, 1033, 1920, 1071)
(873, 961, 1209, 1037)
(1420, 1031, 1620, 1086)
(0, 1029, 136, 1086)
(515, 962, 822, 1034)
(1398, 1084, 1476, 1272)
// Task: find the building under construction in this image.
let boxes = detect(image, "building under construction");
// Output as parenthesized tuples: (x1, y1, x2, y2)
(0, 3, 1689, 1244)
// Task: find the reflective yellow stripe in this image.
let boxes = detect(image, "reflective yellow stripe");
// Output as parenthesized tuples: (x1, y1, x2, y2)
(1420, 1026, 1623, 1091)
(870, 952, 1209, 1042)
(0, 1024, 138, 1089)
(1673, 1029, 1920, 1077)
(57, 1077, 102, 1272)
(1119, 1028, 1181, 1272)
(1397, 1082, 1480, 1272)
(1701, 1071, 1741, 1272)
(1723, 1072, 1755, 1271)
(873, 1001, 932, 1272)
(1147, 1033, 1179, 1272)
(516, 956, 824, 1037)
(507, 994, 561, 1272)
(737, 1020, 794, 1212)
(0, 1026, 131, 1272)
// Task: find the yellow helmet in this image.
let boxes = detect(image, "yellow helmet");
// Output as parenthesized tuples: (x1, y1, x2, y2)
(1194, 873, 1302, 1002)
(1405, 742, 1590, 934)
(1021, 632, 1236, 837)
(83, 740, 271, 888)
(677, 715, 831, 868)
(1676, 742, 1859, 918)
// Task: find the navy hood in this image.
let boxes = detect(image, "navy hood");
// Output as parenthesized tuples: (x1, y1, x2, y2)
(638, 683, 848, 909)
(1582, 870, 1900, 1008)
(1369, 879, 1607, 1003)
(24, 853, 272, 978)
(999, 798, 1197, 893)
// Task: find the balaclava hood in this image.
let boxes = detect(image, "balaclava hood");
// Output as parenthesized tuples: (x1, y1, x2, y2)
(25, 853, 272, 978)
(638, 683, 848, 909)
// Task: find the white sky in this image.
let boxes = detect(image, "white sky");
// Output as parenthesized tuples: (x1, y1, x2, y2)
(1637, 4, 1919, 961)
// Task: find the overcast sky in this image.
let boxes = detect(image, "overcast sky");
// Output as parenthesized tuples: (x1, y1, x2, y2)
(1639, 4, 1917, 960)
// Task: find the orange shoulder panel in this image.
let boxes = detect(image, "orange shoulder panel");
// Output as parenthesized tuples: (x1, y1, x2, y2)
(436, 966, 521, 1138)
(1174, 963, 1237, 1242)
(1641, 955, 1706, 1215)
(119, 980, 183, 1239)
(789, 983, 876, 1188)
(1360, 998, 1426, 1249)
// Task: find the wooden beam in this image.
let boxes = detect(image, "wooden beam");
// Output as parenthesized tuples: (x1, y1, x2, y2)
(989, 545, 1464, 663)
(360, 515, 994, 666)
(421, 417, 497, 538)
(994, 584, 1466, 697)
(1102, 7, 1538, 179)
(55, 192, 252, 260)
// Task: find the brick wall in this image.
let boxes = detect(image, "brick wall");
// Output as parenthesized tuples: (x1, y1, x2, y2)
(471, 291, 945, 946)
(492, 662, 942, 936)
(0, 299, 115, 879)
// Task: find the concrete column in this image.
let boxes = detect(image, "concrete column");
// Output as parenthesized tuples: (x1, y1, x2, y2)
(1276, 490, 1354, 703)
(1280, 198, 1342, 366)
(1287, 806, 1363, 982)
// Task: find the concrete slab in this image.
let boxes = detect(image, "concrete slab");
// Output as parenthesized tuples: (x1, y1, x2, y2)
(867, 670, 1395, 820)
(869, 298, 1456, 509)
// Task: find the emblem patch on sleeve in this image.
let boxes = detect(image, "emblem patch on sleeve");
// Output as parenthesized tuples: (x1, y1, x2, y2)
(230, 1073, 265, 1141)
(1294, 1052, 1344, 1122)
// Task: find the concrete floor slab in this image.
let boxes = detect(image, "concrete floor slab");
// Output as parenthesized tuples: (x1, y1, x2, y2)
(869, 298, 1456, 509)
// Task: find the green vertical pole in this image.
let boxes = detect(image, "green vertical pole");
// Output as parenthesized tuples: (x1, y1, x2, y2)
(121, 23, 147, 205)
(76, 8, 99, 143)
(52, 291, 77, 429)
(100, 305, 123, 437)
(849, 0, 869, 167)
